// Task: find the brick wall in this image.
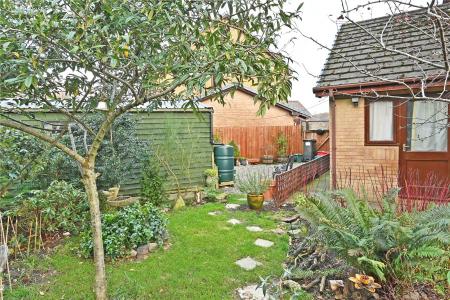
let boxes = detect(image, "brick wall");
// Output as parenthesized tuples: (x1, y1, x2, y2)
(332, 98, 399, 196)
(202, 90, 296, 127)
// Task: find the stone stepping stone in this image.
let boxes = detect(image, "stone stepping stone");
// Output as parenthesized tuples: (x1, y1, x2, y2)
(235, 257, 262, 271)
(271, 228, 285, 235)
(225, 203, 240, 210)
(227, 218, 242, 225)
(208, 211, 222, 216)
(254, 238, 274, 248)
(237, 284, 268, 300)
(246, 226, 263, 232)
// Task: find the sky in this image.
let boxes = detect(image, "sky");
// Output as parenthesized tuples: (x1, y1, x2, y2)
(285, 0, 432, 115)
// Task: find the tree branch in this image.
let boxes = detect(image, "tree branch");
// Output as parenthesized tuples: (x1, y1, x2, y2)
(0, 119, 85, 164)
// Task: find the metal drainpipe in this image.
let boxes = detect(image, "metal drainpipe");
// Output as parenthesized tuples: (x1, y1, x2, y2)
(208, 109, 222, 145)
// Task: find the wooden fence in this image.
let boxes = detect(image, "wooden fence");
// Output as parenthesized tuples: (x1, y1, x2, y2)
(214, 125, 302, 161)
(273, 154, 330, 206)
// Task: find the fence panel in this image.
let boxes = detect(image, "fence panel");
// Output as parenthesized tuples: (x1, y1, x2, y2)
(273, 154, 330, 206)
(214, 125, 302, 161)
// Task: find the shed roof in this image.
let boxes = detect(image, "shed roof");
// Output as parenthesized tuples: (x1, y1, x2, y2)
(315, 3, 450, 91)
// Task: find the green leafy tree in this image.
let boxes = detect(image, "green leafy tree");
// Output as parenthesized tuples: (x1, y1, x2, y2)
(0, 1, 301, 297)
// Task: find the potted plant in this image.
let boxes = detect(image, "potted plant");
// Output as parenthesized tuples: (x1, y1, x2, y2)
(261, 145, 274, 164)
(276, 133, 288, 163)
(228, 140, 241, 166)
(239, 157, 248, 166)
(203, 168, 218, 188)
(236, 173, 271, 210)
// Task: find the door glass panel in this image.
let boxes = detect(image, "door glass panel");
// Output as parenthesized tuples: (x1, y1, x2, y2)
(406, 101, 448, 152)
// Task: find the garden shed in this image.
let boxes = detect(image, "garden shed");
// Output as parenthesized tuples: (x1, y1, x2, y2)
(0, 101, 214, 196)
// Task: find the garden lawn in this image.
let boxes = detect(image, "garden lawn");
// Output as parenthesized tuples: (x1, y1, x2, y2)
(7, 198, 289, 299)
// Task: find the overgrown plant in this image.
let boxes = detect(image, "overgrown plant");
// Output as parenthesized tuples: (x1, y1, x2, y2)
(140, 157, 167, 207)
(295, 189, 450, 296)
(80, 202, 167, 259)
(154, 118, 202, 208)
(236, 172, 271, 195)
(228, 140, 240, 159)
(12, 180, 89, 235)
(276, 133, 288, 157)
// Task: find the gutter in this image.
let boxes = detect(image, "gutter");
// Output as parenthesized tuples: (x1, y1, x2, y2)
(313, 75, 450, 97)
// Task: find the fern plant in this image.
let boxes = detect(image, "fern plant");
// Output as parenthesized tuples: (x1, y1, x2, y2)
(295, 188, 450, 294)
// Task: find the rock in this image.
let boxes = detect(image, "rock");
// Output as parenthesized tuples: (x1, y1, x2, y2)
(227, 218, 242, 225)
(136, 244, 149, 256)
(225, 203, 240, 210)
(63, 232, 71, 237)
(216, 193, 227, 201)
(163, 242, 172, 251)
(129, 249, 138, 258)
(208, 211, 222, 216)
(254, 239, 274, 248)
(148, 242, 158, 252)
(282, 280, 302, 291)
(281, 215, 300, 223)
(235, 257, 262, 271)
(237, 284, 268, 300)
(173, 195, 185, 210)
(246, 226, 263, 232)
(329, 279, 344, 291)
(271, 228, 285, 235)
(287, 229, 301, 236)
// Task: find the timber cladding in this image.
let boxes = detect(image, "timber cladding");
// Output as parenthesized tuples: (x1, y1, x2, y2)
(2, 110, 213, 196)
(214, 125, 302, 161)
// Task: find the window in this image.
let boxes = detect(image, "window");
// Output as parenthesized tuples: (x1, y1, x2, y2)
(406, 101, 448, 152)
(365, 100, 397, 145)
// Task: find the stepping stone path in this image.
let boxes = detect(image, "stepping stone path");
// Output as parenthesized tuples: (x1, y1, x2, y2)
(235, 257, 262, 271)
(225, 203, 241, 210)
(237, 284, 268, 300)
(254, 239, 274, 248)
(246, 226, 263, 232)
(227, 218, 242, 225)
(208, 211, 222, 216)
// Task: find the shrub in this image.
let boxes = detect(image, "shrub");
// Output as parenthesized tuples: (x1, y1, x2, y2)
(80, 202, 168, 259)
(32, 113, 148, 190)
(295, 189, 450, 295)
(13, 180, 89, 235)
(236, 172, 271, 195)
(228, 140, 240, 158)
(140, 157, 167, 206)
(276, 133, 288, 157)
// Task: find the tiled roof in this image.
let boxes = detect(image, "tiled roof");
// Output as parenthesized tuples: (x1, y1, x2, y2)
(277, 101, 312, 118)
(198, 85, 311, 118)
(315, 3, 450, 89)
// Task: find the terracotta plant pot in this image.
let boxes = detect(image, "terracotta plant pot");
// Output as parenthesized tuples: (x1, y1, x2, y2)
(247, 194, 264, 210)
(263, 180, 277, 200)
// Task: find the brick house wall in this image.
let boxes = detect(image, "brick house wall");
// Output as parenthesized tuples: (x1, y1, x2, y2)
(201, 89, 296, 127)
(331, 98, 399, 195)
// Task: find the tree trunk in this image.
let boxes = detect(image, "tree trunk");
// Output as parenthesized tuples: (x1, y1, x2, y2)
(82, 166, 107, 300)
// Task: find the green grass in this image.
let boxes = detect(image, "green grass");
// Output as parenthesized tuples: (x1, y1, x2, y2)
(7, 199, 289, 299)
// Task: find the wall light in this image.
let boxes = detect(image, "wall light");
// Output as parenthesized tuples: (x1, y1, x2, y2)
(351, 97, 359, 107)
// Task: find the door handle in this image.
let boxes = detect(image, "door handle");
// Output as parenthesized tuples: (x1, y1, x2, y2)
(402, 144, 410, 151)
